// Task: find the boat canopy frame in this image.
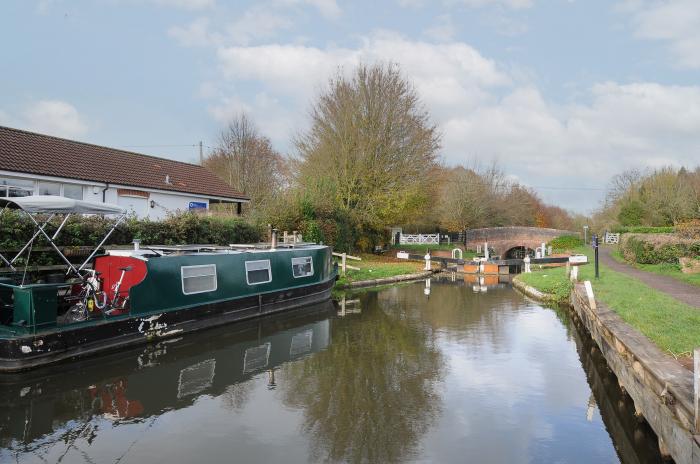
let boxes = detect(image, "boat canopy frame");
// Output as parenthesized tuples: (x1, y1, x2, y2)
(0, 196, 127, 282)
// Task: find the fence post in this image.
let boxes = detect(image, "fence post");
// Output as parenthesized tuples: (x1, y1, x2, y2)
(342, 253, 347, 276)
(695, 348, 700, 433)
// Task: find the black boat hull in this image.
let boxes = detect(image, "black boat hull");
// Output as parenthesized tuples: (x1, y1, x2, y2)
(0, 278, 335, 372)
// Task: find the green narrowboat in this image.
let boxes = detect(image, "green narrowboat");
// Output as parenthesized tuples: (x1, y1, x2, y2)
(0, 196, 337, 372)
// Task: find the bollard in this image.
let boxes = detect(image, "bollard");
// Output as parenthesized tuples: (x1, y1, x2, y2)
(523, 255, 531, 273)
(424, 253, 431, 271)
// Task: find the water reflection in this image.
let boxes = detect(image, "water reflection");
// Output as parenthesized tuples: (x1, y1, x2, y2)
(280, 290, 444, 463)
(0, 279, 666, 464)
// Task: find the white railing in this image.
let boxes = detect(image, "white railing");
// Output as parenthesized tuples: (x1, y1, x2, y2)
(605, 233, 620, 244)
(399, 233, 439, 245)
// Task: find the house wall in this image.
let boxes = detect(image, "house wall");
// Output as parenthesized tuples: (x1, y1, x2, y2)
(1, 170, 240, 220)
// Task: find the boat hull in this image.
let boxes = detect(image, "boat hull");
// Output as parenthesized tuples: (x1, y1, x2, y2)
(0, 277, 335, 372)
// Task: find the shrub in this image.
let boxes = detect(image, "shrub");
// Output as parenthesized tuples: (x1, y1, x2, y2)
(548, 235, 583, 251)
(676, 219, 700, 240)
(621, 235, 700, 264)
(611, 226, 675, 234)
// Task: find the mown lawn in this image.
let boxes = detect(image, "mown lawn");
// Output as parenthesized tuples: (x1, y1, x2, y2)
(335, 253, 425, 287)
(517, 266, 572, 305)
(520, 246, 700, 357)
(610, 249, 700, 288)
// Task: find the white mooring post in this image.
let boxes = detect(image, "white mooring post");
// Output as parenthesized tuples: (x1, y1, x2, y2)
(424, 253, 431, 271)
(570, 265, 579, 282)
(523, 255, 531, 273)
(695, 348, 700, 433)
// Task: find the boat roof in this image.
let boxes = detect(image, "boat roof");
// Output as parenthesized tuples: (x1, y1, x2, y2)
(0, 195, 125, 215)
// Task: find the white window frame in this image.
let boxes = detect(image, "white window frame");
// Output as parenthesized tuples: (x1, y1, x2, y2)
(245, 259, 272, 285)
(291, 256, 314, 278)
(181, 264, 218, 295)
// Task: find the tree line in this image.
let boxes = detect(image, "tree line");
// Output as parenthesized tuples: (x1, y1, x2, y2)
(205, 63, 578, 252)
(593, 167, 700, 231)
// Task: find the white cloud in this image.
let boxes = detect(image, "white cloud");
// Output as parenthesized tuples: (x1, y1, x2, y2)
(399, 0, 533, 8)
(424, 15, 456, 42)
(227, 6, 294, 45)
(168, 17, 221, 47)
(20, 100, 88, 138)
(216, 34, 510, 108)
(151, 0, 215, 9)
(208, 32, 700, 211)
(275, 0, 341, 19)
(622, 0, 700, 68)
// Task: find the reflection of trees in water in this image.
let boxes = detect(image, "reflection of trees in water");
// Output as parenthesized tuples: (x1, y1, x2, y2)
(221, 381, 254, 411)
(280, 292, 444, 463)
(379, 282, 524, 353)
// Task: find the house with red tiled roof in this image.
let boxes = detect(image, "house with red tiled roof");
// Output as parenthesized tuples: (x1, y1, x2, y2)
(0, 126, 249, 219)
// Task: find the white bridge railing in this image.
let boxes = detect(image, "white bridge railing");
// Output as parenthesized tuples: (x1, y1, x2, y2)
(399, 233, 439, 245)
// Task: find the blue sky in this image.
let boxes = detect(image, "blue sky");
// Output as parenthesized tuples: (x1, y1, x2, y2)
(2, 0, 700, 213)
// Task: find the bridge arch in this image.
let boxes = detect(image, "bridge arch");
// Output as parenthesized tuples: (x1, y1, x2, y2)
(464, 227, 579, 257)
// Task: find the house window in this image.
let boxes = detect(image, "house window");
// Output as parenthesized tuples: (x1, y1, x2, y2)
(181, 264, 217, 295)
(291, 256, 313, 278)
(0, 177, 33, 197)
(38, 181, 60, 196)
(63, 184, 83, 200)
(245, 260, 271, 285)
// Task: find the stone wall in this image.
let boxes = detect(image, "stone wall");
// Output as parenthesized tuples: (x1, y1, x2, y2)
(571, 283, 700, 464)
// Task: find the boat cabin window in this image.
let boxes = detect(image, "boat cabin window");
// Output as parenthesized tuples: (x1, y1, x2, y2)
(245, 260, 272, 285)
(291, 256, 314, 278)
(181, 264, 218, 295)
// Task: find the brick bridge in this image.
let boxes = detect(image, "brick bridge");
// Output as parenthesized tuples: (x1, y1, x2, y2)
(464, 227, 579, 259)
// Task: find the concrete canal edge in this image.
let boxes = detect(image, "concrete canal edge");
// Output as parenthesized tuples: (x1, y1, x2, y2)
(512, 275, 700, 463)
(570, 283, 700, 464)
(335, 270, 436, 290)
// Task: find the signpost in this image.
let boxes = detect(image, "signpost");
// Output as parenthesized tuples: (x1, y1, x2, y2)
(592, 233, 600, 279)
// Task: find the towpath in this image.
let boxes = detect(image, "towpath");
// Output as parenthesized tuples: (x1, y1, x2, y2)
(599, 246, 700, 309)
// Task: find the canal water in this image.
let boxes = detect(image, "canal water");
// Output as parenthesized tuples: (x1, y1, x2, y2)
(0, 277, 666, 463)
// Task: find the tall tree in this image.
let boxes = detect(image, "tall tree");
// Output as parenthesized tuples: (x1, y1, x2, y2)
(295, 63, 441, 227)
(205, 113, 287, 215)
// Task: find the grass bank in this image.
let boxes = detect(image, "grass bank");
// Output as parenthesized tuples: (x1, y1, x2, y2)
(516, 266, 572, 305)
(610, 249, 700, 288)
(519, 246, 700, 358)
(335, 254, 425, 287)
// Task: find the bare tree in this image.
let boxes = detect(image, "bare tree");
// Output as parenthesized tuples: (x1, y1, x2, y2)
(205, 113, 287, 215)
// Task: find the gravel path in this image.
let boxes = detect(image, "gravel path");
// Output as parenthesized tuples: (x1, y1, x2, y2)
(599, 246, 700, 309)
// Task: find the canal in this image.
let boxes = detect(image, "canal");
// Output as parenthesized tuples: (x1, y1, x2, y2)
(0, 277, 667, 463)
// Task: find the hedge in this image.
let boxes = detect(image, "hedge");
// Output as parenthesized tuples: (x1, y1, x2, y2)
(0, 211, 261, 252)
(610, 226, 675, 234)
(620, 236, 700, 264)
(548, 235, 583, 251)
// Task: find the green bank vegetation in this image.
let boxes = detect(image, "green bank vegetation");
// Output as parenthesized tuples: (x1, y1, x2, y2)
(335, 254, 425, 287)
(518, 247, 700, 358)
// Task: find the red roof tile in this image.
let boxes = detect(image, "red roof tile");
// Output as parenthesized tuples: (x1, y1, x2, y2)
(0, 125, 248, 201)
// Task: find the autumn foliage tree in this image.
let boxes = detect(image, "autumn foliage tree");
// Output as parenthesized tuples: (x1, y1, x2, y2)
(295, 63, 441, 231)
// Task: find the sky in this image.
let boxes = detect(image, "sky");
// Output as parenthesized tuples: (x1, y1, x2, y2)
(1, 0, 700, 214)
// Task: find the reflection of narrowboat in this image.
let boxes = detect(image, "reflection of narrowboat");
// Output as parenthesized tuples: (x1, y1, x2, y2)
(0, 302, 333, 448)
(0, 196, 337, 371)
